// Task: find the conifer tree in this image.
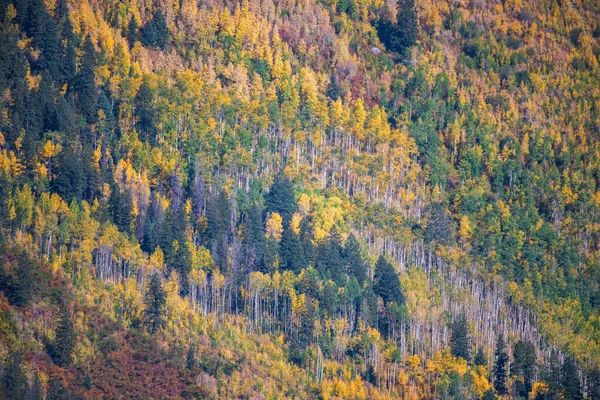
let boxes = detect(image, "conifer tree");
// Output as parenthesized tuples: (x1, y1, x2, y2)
(493, 334, 509, 395)
(343, 233, 367, 285)
(74, 35, 97, 124)
(144, 273, 166, 334)
(4, 350, 29, 400)
(141, 10, 169, 49)
(51, 301, 76, 367)
(513, 339, 536, 398)
(30, 372, 43, 400)
(377, 0, 418, 56)
(266, 173, 296, 224)
(373, 255, 403, 305)
(561, 356, 582, 400)
(474, 346, 486, 366)
(450, 315, 471, 361)
(47, 377, 69, 400)
(280, 223, 305, 273)
(127, 15, 139, 48)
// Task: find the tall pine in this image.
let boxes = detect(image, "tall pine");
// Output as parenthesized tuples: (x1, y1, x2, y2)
(493, 334, 509, 395)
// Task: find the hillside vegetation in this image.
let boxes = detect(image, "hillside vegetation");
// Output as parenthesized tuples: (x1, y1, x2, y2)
(0, 0, 599, 398)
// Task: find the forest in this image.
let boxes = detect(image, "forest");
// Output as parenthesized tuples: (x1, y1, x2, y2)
(0, 0, 599, 398)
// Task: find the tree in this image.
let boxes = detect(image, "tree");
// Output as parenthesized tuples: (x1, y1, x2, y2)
(343, 233, 367, 285)
(186, 345, 197, 370)
(493, 334, 509, 395)
(74, 35, 97, 124)
(561, 356, 582, 400)
(316, 227, 344, 284)
(127, 15, 138, 48)
(474, 346, 486, 366)
(266, 173, 297, 224)
(47, 376, 69, 400)
(450, 315, 471, 361)
(141, 10, 169, 49)
(280, 223, 305, 273)
(424, 202, 455, 246)
(513, 339, 536, 397)
(373, 255, 404, 305)
(144, 273, 166, 334)
(377, 0, 418, 56)
(50, 301, 76, 367)
(30, 372, 43, 400)
(4, 351, 29, 400)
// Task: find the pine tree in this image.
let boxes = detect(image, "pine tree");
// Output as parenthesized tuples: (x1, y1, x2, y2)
(51, 301, 76, 367)
(342, 233, 367, 285)
(144, 273, 166, 334)
(373, 255, 403, 305)
(4, 351, 29, 400)
(561, 356, 582, 400)
(493, 334, 509, 395)
(30, 372, 44, 400)
(241, 204, 265, 271)
(127, 15, 138, 48)
(450, 315, 471, 361)
(280, 223, 305, 273)
(141, 10, 169, 49)
(74, 35, 97, 124)
(186, 345, 197, 370)
(513, 339, 536, 398)
(47, 376, 69, 400)
(377, 0, 418, 56)
(266, 173, 297, 224)
(474, 346, 486, 366)
(316, 227, 344, 284)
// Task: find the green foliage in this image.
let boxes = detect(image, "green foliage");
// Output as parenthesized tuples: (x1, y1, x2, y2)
(493, 334, 509, 395)
(377, 0, 418, 56)
(373, 255, 404, 306)
(144, 273, 166, 334)
(4, 351, 29, 400)
(50, 302, 76, 367)
(450, 315, 471, 362)
(141, 10, 169, 49)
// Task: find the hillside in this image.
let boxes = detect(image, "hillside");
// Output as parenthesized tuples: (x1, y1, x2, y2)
(0, 0, 599, 398)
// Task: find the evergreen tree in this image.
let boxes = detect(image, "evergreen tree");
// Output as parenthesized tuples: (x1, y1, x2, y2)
(109, 182, 133, 234)
(342, 233, 367, 285)
(60, 17, 77, 82)
(299, 216, 315, 266)
(4, 350, 29, 400)
(513, 339, 536, 398)
(7, 250, 37, 307)
(265, 173, 297, 224)
(561, 356, 582, 400)
(74, 35, 97, 124)
(144, 273, 166, 334)
(51, 301, 76, 367)
(493, 334, 509, 395)
(316, 227, 344, 284)
(141, 10, 169, 49)
(424, 202, 455, 246)
(30, 372, 44, 400)
(241, 204, 265, 272)
(373, 255, 404, 305)
(474, 346, 486, 366)
(450, 315, 471, 361)
(280, 223, 305, 273)
(47, 376, 69, 400)
(186, 345, 197, 370)
(52, 144, 84, 201)
(377, 0, 418, 56)
(127, 15, 139, 48)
